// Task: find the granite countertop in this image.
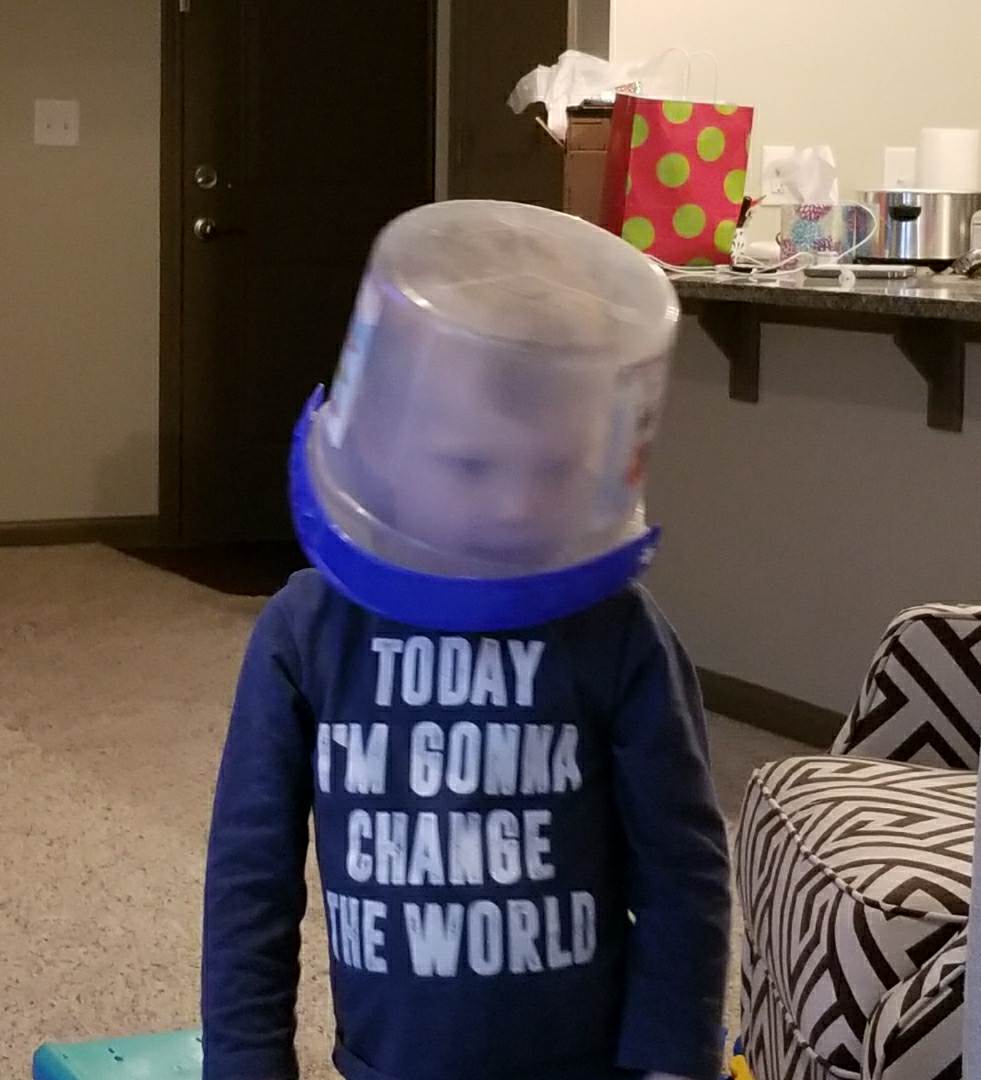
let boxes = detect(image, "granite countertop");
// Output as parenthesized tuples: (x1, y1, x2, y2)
(673, 271, 981, 322)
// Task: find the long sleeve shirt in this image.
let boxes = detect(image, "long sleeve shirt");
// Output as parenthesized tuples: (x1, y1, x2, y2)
(202, 569, 730, 1080)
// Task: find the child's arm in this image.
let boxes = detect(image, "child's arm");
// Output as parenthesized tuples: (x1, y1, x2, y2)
(611, 591, 731, 1080)
(202, 596, 314, 1080)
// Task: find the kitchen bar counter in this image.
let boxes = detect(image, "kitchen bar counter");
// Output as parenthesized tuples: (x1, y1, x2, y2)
(674, 271, 981, 321)
(673, 272, 981, 431)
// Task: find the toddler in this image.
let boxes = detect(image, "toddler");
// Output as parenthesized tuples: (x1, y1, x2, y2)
(202, 200, 730, 1080)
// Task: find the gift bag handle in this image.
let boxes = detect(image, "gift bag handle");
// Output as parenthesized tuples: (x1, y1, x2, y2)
(686, 50, 720, 103)
(629, 47, 721, 104)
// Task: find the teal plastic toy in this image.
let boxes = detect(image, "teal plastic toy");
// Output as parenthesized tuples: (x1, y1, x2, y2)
(33, 1029, 202, 1080)
(33, 1026, 737, 1079)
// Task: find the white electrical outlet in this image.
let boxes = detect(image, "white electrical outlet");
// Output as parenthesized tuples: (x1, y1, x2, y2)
(34, 99, 80, 146)
(761, 144, 796, 204)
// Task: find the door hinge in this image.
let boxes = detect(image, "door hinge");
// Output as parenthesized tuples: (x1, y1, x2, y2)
(179, 0, 191, 12)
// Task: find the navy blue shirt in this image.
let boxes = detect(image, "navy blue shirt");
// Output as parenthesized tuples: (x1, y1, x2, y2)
(202, 570, 729, 1080)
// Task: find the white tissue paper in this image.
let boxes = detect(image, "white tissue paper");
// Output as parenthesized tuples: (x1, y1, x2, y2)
(763, 145, 839, 204)
(507, 51, 626, 141)
(508, 49, 725, 141)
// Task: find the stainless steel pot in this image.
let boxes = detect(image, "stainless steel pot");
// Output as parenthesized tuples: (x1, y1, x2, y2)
(856, 188, 981, 268)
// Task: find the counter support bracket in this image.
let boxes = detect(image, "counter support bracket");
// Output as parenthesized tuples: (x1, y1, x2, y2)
(697, 303, 761, 403)
(894, 319, 965, 433)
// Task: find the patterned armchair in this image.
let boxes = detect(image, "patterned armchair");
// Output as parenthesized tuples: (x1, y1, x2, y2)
(735, 604, 981, 1080)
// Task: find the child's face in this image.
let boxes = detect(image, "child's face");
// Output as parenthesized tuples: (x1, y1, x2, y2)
(383, 361, 601, 573)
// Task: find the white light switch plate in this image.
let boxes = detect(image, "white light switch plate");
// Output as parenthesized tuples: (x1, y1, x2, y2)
(34, 99, 80, 146)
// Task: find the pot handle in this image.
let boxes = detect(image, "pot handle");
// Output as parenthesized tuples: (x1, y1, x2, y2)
(889, 204, 922, 222)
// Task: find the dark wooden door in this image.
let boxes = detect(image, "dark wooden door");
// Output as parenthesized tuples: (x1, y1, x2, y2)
(162, 1, 435, 544)
(447, 0, 568, 205)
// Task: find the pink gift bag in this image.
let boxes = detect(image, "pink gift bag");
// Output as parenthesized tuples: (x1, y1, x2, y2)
(602, 51, 754, 266)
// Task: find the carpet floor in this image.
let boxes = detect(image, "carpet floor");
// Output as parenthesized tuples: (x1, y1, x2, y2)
(0, 544, 809, 1077)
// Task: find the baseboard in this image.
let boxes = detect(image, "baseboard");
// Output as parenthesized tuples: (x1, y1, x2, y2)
(698, 667, 843, 749)
(0, 515, 160, 549)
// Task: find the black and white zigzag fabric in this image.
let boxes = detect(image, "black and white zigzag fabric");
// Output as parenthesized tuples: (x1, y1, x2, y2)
(742, 936, 830, 1080)
(863, 930, 966, 1080)
(832, 605, 981, 769)
(737, 756, 974, 1080)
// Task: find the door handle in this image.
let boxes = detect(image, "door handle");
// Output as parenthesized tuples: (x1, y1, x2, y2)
(193, 216, 245, 242)
(193, 216, 218, 241)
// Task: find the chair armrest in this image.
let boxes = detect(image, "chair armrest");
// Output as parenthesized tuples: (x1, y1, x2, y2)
(863, 929, 966, 1080)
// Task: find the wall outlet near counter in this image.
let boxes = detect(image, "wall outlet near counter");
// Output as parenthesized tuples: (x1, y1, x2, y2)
(761, 144, 796, 204)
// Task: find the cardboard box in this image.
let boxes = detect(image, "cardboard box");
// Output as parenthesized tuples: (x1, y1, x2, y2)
(536, 105, 613, 226)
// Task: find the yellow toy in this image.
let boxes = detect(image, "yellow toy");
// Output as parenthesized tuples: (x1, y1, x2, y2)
(728, 1037, 755, 1080)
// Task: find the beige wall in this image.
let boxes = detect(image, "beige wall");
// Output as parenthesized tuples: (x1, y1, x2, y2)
(0, 1, 160, 522)
(645, 326, 981, 715)
(609, 0, 981, 200)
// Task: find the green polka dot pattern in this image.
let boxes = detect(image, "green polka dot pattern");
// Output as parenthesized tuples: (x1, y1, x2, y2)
(662, 101, 693, 124)
(622, 215, 655, 251)
(673, 205, 706, 239)
(697, 127, 725, 163)
(724, 169, 747, 205)
(631, 115, 649, 148)
(656, 152, 690, 188)
(714, 219, 737, 254)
